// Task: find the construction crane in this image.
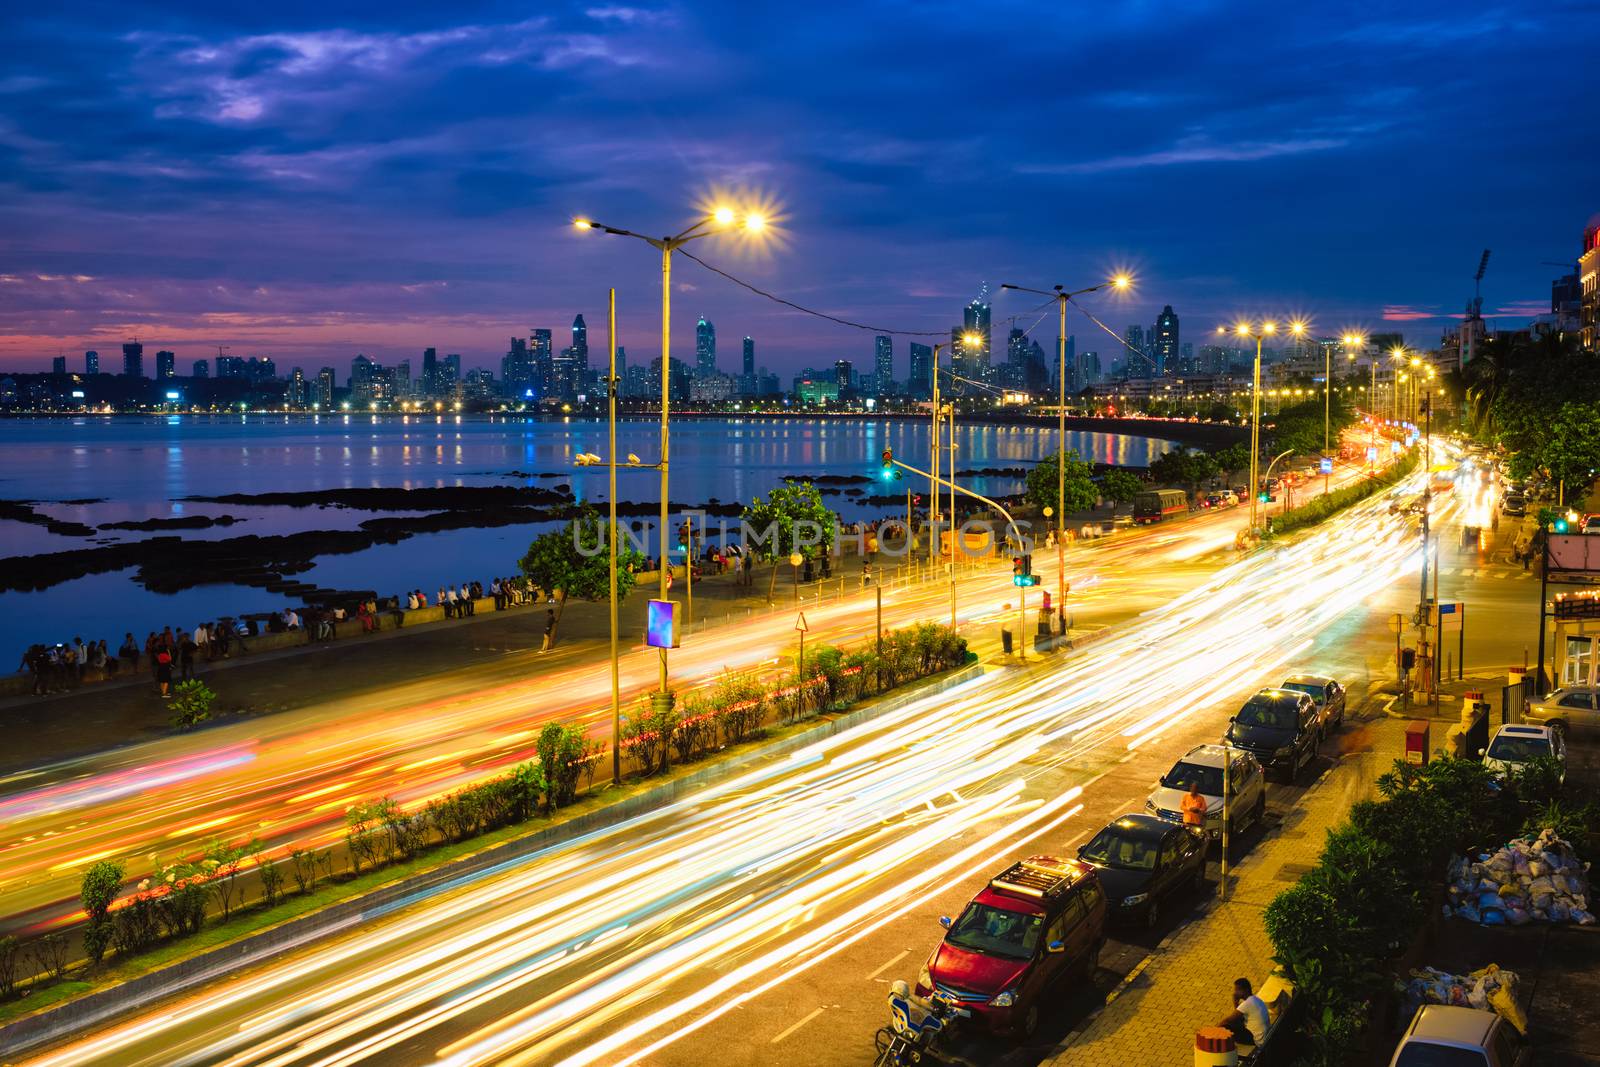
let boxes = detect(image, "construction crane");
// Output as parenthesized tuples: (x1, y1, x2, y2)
(1469, 249, 1491, 318)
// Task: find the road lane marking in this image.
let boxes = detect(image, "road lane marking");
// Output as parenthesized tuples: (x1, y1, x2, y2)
(867, 949, 909, 981)
(770, 1007, 824, 1044)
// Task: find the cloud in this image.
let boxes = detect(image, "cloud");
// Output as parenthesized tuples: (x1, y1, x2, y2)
(1382, 305, 1442, 322)
(1020, 135, 1348, 175)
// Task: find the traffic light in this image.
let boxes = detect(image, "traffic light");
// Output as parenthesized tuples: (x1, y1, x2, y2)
(1400, 647, 1416, 671)
(1554, 517, 1570, 533)
(676, 522, 690, 553)
(880, 448, 900, 481)
(1012, 553, 1039, 587)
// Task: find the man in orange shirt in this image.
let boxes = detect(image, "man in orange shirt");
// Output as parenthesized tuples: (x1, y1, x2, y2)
(1181, 780, 1208, 829)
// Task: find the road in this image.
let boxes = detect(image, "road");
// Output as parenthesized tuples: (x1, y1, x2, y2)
(0, 455, 1390, 941)
(21, 451, 1450, 1067)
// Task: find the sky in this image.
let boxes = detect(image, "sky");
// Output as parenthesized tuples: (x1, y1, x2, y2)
(3, 0, 1599, 377)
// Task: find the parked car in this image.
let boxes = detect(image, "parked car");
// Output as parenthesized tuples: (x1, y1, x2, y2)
(1076, 814, 1206, 928)
(1224, 689, 1320, 782)
(1145, 743, 1266, 840)
(917, 855, 1106, 1039)
(1279, 674, 1346, 737)
(1481, 723, 1567, 782)
(1387, 1004, 1529, 1065)
(1525, 685, 1600, 736)
(1501, 493, 1526, 517)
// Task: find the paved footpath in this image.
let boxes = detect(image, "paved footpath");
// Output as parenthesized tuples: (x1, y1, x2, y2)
(1045, 706, 1409, 1067)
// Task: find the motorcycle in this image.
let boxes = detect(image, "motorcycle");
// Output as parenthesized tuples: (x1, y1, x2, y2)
(872, 980, 963, 1066)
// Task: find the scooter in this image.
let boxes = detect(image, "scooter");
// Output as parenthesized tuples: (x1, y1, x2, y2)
(872, 980, 962, 1066)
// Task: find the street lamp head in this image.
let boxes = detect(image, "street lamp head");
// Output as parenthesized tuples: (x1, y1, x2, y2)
(1111, 273, 1132, 291)
(1262, 322, 1277, 336)
(743, 212, 767, 233)
(1234, 323, 1251, 337)
(961, 331, 982, 347)
(573, 218, 594, 230)
(1289, 320, 1308, 336)
(712, 206, 736, 226)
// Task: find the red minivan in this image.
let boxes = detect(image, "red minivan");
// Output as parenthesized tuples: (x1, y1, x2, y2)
(915, 855, 1107, 1039)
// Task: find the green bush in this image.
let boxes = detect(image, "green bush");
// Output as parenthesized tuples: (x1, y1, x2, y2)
(1264, 450, 1420, 540)
(537, 725, 595, 809)
(79, 859, 124, 965)
(168, 679, 217, 731)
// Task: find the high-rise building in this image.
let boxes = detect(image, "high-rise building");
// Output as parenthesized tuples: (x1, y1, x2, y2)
(246, 357, 276, 381)
(84, 350, 98, 375)
(316, 367, 335, 408)
(571, 315, 588, 378)
(156, 350, 176, 379)
(1005, 328, 1029, 389)
(1552, 271, 1582, 334)
(1153, 306, 1179, 375)
(695, 316, 716, 378)
(1179, 341, 1194, 374)
(873, 335, 893, 395)
(192, 359, 209, 378)
(834, 359, 853, 393)
(1122, 325, 1146, 378)
(288, 367, 308, 407)
(502, 337, 533, 399)
(1581, 221, 1600, 352)
(351, 355, 374, 403)
(960, 292, 992, 382)
(394, 360, 411, 398)
(743, 337, 756, 378)
(50, 356, 66, 374)
(421, 348, 438, 398)
(530, 330, 554, 398)
(614, 346, 627, 394)
(908, 343, 933, 399)
(122, 341, 144, 378)
(216, 356, 246, 378)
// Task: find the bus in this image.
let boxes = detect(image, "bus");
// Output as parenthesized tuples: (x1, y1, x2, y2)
(1133, 488, 1189, 524)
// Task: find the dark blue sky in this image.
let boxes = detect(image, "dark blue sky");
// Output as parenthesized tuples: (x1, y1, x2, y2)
(3, 1, 1598, 375)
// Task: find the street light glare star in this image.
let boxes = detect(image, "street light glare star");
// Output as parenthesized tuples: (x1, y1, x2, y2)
(1262, 322, 1277, 335)
(1111, 273, 1132, 291)
(713, 206, 736, 225)
(744, 213, 767, 233)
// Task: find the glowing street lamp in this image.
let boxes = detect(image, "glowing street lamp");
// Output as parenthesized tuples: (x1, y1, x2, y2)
(573, 199, 776, 700)
(1223, 319, 1287, 532)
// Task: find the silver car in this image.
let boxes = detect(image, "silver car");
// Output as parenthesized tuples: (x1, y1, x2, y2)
(1280, 674, 1345, 738)
(1525, 686, 1600, 737)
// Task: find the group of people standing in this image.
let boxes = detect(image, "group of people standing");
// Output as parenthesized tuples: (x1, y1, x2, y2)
(17, 622, 251, 699)
(405, 576, 537, 618)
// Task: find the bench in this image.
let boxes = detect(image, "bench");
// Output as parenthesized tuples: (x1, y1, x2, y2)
(1236, 973, 1295, 1063)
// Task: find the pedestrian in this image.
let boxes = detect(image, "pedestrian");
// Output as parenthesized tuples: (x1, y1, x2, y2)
(179, 631, 197, 681)
(1181, 780, 1208, 830)
(861, 560, 872, 588)
(440, 586, 454, 618)
(194, 622, 209, 660)
(120, 632, 139, 672)
(491, 578, 503, 610)
(145, 632, 159, 676)
(154, 646, 174, 698)
(541, 608, 556, 652)
(1217, 978, 1270, 1049)
(459, 583, 475, 616)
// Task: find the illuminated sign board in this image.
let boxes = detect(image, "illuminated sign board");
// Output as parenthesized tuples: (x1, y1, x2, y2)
(645, 599, 678, 648)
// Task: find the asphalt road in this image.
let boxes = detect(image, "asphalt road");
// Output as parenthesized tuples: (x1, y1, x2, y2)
(19, 451, 1455, 1067)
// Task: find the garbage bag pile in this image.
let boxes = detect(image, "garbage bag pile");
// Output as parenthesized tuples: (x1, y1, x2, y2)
(1444, 828, 1593, 926)
(1402, 965, 1527, 1033)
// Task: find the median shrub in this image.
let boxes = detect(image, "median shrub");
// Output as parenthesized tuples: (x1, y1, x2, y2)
(1263, 451, 1419, 540)
(168, 679, 217, 731)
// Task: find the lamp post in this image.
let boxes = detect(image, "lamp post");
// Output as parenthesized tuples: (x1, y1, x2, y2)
(1222, 319, 1304, 531)
(574, 203, 770, 701)
(999, 274, 1133, 540)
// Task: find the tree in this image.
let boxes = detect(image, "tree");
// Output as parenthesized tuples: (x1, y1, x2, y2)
(519, 506, 645, 647)
(1210, 442, 1252, 483)
(1149, 448, 1218, 492)
(740, 483, 840, 599)
(1024, 450, 1098, 516)
(1100, 468, 1143, 508)
(1539, 402, 1600, 496)
(80, 859, 124, 964)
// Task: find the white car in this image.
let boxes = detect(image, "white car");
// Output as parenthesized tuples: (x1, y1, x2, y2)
(1145, 743, 1266, 840)
(1480, 723, 1566, 783)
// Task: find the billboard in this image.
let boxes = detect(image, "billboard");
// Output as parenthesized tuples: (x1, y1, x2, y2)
(645, 599, 678, 648)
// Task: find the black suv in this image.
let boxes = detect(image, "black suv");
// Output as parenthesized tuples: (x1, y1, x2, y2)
(1225, 688, 1319, 782)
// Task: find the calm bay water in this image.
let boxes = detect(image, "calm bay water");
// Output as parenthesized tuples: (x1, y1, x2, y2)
(0, 415, 1174, 659)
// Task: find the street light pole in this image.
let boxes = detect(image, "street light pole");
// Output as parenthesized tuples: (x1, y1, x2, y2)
(574, 204, 770, 703)
(607, 289, 621, 785)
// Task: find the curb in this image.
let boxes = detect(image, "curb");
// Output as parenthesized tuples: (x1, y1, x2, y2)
(0, 661, 989, 1056)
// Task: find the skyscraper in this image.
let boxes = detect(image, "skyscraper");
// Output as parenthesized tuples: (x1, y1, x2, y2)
(961, 291, 992, 381)
(741, 336, 756, 396)
(156, 350, 176, 379)
(192, 359, 209, 378)
(908, 343, 933, 399)
(122, 341, 144, 378)
(1123, 325, 1144, 377)
(502, 337, 532, 398)
(834, 359, 853, 392)
(1153, 306, 1179, 376)
(51, 356, 66, 374)
(1006, 328, 1029, 389)
(695, 316, 717, 379)
(531, 330, 554, 399)
(874, 335, 893, 395)
(84, 350, 98, 375)
(316, 367, 335, 408)
(443, 354, 461, 387)
(288, 367, 307, 407)
(571, 315, 588, 376)
(422, 348, 438, 398)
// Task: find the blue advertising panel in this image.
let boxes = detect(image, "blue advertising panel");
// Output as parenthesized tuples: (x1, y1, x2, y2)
(646, 599, 678, 648)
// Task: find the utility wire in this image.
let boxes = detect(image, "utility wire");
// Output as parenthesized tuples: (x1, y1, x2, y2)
(677, 247, 1056, 340)
(1066, 295, 1159, 371)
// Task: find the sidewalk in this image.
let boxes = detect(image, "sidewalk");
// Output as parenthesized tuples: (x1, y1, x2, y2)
(1046, 703, 1411, 1066)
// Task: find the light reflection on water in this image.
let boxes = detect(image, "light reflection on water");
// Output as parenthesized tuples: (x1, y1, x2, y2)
(0, 415, 1174, 655)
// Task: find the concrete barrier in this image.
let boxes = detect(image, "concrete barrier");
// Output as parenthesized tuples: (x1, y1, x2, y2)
(0, 660, 986, 1054)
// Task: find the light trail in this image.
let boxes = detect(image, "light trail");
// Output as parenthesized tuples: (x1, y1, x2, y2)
(23, 458, 1427, 1067)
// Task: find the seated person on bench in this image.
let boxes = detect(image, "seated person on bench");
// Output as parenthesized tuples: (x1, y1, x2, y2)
(1218, 977, 1270, 1049)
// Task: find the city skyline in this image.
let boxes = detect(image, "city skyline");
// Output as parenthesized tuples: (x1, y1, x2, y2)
(2, 3, 1598, 373)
